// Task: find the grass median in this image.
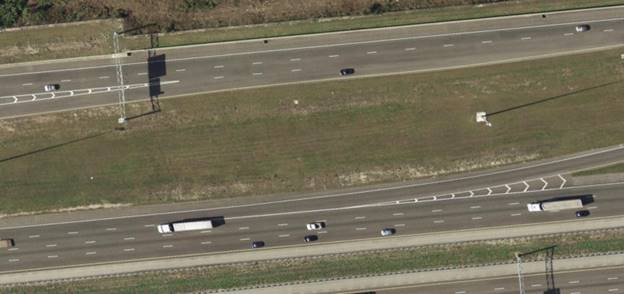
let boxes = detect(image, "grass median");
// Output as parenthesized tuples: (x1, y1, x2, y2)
(2, 47, 624, 215)
(573, 163, 624, 176)
(2, 0, 624, 63)
(7, 229, 624, 293)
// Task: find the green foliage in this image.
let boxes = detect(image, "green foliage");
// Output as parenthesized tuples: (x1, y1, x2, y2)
(0, 0, 27, 28)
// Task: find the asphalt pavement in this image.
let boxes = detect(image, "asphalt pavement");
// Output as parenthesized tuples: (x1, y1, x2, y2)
(1, 145, 623, 274)
(1, 6, 624, 118)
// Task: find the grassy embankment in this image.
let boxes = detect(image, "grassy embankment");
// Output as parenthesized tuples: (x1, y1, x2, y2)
(1, 47, 623, 215)
(2, 0, 624, 63)
(573, 163, 624, 176)
(7, 230, 624, 293)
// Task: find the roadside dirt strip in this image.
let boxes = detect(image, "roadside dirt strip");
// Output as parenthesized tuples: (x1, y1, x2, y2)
(3, 215, 624, 285)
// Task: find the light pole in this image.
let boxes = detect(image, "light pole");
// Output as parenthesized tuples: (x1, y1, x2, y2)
(112, 31, 127, 125)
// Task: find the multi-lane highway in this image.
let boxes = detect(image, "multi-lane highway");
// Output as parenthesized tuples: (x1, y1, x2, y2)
(0, 6, 624, 118)
(1, 145, 623, 273)
(378, 266, 624, 294)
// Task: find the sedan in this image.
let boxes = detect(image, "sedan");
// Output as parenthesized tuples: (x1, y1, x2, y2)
(575, 210, 590, 217)
(44, 84, 59, 92)
(339, 68, 355, 76)
(306, 222, 326, 230)
(251, 241, 265, 248)
(304, 235, 318, 242)
(381, 228, 396, 236)
(575, 24, 590, 32)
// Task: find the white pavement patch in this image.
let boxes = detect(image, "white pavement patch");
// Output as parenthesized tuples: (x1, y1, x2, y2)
(0, 80, 180, 106)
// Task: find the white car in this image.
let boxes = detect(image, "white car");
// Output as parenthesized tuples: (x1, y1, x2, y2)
(381, 228, 396, 236)
(306, 222, 325, 230)
(575, 24, 590, 32)
(44, 84, 58, 92)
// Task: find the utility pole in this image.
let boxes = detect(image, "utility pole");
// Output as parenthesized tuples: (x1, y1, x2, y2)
(515, 246, 558, 294)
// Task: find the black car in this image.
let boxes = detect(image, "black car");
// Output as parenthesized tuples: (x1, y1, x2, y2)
(304, 235, 318, 243)
(575, 210, 590, 217)
(340, 68, 355, 76)
(251, 241, 265, 248)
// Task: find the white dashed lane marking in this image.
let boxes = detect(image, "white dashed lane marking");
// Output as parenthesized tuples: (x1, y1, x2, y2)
(239, 227, 249, 230)
(521, 37, 532, 40)
(608, 289, 619, 292)
(29, 235, 40, 238)
(67, 231, 79, 235)
(213, 65, 224, 69)
(240, 238, 250, 241)
(8, 248, 18, 251)
(45, 244, 57, 248)
(366, 51, 377, 54)
(252, 61, 263, 65)
(137, 72, 147, 76)
(277, 223, 288, 227)
(162, 244, 174, 248)
(123, 237, 135, 241)
(511, 213, 522, 216)
(354, 216, 366, 220)
(85, 252, 96, 255)
(201, 241, 212, 245)
(291, 68, 302, 72)
(604, 29, 615, 32)
(22, 83, 33, 86)
(494, 287, 505, 291)
(392, 212, 404, 216)
(443, 44, 454, 47)
(175, 68, 186, 72)
(99, 76, 110, 79)
(289, 58, 301, 61)
(481, 40, 493, 44)
(432, 209, 442, 213)
(472, 216, 483, 220)
(123, 248, 135, 252)
(8, 258, 19, 262)
(213, 76, 224, 79)
(470, 206, 481, 209)
(48, 255, 58, 258)
(508, 202, 520, 206)
(394, 224, 405, 227)
(434, 220, 445, 224)
(85, 240, 96, 244)
(564, 33, 574, 36)
(404, 47, 415, 51)
(531, 284, 542, 287)
(355, 227, 367, 231)
(328, 54, 339, 58)
(200, 230, 211, 234)
(252, 72, 263, 76)
(144, 224, 155, 227)
(60, 79, 71, 82)
(105, 228, 117, 231)
(162, 234, 172, 237)
(568, 280, 580, 284)
(278, 234, 290, 238)
(608, 277, 619, 280)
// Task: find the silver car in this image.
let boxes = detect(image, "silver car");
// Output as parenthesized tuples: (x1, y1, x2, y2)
(44, 84, 59, 92)
(575, 24, 590, 32)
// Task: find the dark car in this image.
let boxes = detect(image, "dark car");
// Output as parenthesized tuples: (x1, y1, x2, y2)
(339, 68, 355, 76)
(575, 210, 590, 217)
(304, 235, 318, 243)
(251, 241, 265, 248)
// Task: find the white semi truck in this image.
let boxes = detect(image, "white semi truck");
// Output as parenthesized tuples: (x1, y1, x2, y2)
(527, 199, 583, 212)
(157, 220, 213, 233)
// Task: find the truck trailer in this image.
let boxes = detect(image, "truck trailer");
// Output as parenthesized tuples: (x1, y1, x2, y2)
(157, 220, 213, 233)
(527, 199, 583, 212)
